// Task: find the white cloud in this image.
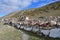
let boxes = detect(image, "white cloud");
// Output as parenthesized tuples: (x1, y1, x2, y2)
(0, 0, 33, 14)
(3, 0, 33, 8)
(0, 4, 20, 13)
(33, 0, 40, 2)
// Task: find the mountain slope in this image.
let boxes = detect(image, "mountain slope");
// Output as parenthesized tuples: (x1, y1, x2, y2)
(3, 1, 60, 19)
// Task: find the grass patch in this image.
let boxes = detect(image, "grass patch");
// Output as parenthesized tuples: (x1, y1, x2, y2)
(0, 24, 22, 40)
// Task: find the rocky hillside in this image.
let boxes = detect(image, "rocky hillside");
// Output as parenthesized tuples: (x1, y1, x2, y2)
(3, 1, 60, 19)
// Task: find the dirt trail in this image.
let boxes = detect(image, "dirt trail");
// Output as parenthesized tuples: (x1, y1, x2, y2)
(21, 31, 29, 40)
(22, 33, 29, 40)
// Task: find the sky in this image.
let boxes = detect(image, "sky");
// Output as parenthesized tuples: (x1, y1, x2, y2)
(0, 0, 59, 18)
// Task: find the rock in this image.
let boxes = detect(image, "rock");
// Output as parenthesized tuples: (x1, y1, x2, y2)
(49, 28, 60, 38)
(40, 29, 50, 36)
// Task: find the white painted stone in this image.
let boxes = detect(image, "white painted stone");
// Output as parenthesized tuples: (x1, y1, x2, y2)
(50, 20, 56, 25)
(49, 28, 60, 38)
(20, 26, 25, 29)
(16, 24, 20, 28)
(26, 17, 29, 20)
(32, 28, 39, 32)
(24, 27, 32, 31)
(40, 29, 50, 36)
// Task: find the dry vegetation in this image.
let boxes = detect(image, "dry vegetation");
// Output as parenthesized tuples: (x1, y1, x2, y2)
(3, 1, 60, 19)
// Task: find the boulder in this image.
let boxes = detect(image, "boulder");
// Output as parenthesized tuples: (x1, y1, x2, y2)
(40, 29, 50, 36)
(49, 28, 60, 38)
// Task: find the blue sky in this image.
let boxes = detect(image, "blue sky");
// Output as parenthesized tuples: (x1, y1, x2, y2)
(0, 0, 59, 18)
